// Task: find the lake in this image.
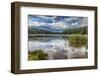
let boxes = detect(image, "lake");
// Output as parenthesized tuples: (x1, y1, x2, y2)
(28, 34, 88, 60)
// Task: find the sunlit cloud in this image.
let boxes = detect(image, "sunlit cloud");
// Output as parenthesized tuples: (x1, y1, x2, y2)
(28, 15, 88, 29)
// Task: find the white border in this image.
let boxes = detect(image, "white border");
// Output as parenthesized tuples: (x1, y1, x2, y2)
(20, 6, 95, 70)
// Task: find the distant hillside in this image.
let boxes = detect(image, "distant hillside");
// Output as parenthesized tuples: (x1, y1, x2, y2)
(63, 26, 88, 34)
(28, 26, 60, 34)
(28, 26, 88, 34)
(36, 25, 63, 33)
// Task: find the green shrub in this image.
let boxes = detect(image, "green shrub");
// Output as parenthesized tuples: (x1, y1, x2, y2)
(68, 35, 87, 47)
(28, 49, 48, 60)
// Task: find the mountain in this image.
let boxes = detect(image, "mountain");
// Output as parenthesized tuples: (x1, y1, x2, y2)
(63, 26, 88, 34)
(37, 26, 63, 33)
(28, 25, 63, 34)
(28, 25, 88, 34)
(28, 26, 63, 34)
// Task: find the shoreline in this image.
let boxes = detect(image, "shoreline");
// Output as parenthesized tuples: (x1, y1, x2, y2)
(28, 34, 87, 37)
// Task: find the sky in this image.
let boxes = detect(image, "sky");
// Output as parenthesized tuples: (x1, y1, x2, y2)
(28, 15, 88, 29)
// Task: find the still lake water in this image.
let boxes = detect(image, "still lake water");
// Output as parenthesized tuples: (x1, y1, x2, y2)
(28, 34, 88, 59)
(28, 36, 68, 51)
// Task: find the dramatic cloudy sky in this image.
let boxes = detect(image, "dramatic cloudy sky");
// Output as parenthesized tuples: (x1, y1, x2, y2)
(28, 15, 88, 29)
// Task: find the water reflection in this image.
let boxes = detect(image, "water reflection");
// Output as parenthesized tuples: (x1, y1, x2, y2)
(28, 35, 88, 60)
(29, 36, 68, 51)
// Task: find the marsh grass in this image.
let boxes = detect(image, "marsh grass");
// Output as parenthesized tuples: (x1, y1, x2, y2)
(68, 35, 87, 47)
(28, 49, 48, 60)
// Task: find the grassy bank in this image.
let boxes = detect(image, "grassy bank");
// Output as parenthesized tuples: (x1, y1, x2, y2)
(28, 49, 48, 61)
(68, 35, 88, 47)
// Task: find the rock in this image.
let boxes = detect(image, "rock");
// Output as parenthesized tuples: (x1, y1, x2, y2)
(53, 51, 67, 59)
(66, 47, 87, 59)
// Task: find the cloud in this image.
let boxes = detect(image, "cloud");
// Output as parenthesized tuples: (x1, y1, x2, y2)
(29, 21, 47, 27)
(81, 17, 88, 26)
(64, 17, 88, 27)
(29, 15, 88, 29)
(36, 16, 56, 20)
(49, 21, 69, 29)
(71, 22, 78, 26)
